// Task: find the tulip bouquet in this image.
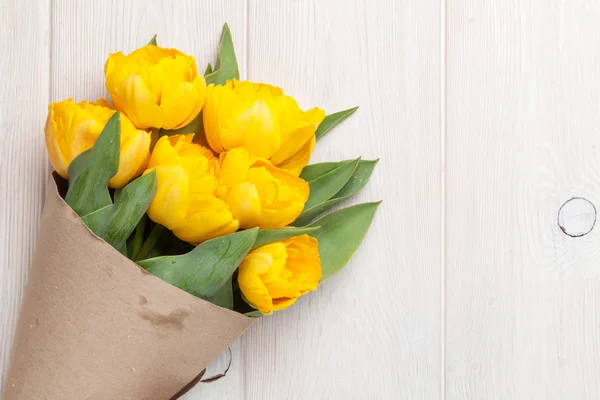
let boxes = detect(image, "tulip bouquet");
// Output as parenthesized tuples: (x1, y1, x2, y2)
(4, 25, 379, 400)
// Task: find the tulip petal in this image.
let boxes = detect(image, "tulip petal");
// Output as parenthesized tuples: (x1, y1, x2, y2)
(272, 297, 298, 311)
(276, 134, 315, 176)
(238, 266, 273, 314)
(108, 127, 151, 188)
(172, 194, 239, 244)
(147, 135, 181, 169)
(203, 85, 230, 153)
(217, 148, 252, 189)
(44, 112, 70, 178)
(160, 76, 206, 130)
(146, 165, 189, 229)
(173, 212, 239, 245)
(222, 100, 280, 159)
(225, 182, 264, 229)
(270, 122, 318, 166)
(270, 104, 324, 166)
(70, 119, 105, 159)
(116, 75, 164, 129)
(246, 161, 309, 228)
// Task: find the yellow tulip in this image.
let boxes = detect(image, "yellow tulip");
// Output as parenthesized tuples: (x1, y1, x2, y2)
(144, 134, 239, 244)
(202, 80, 325, 175)
(105, 45, 206, 130)
(238, 234, 322, 314)
(217, 148, 309, 229)
(145, 137, 309, 244)
(44, 99, 151, 188)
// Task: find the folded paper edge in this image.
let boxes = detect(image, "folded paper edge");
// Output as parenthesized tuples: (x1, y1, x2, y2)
(46, 173, 254, 322)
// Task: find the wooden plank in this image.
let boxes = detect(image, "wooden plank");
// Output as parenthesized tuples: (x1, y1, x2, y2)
(0, 0, 50, 392)
(244, 1, 442, 398)
(50, 2, 245, 399)
(446, 1, 600, 398)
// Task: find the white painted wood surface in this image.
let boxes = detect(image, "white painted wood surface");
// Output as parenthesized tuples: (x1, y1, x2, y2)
(0, 0, 49, 387)
(446, 1, 600, 399)
(2, 0, 600, 399)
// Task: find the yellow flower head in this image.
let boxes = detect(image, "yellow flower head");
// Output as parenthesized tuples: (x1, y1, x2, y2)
(145, 137, 309, 244)
(44, 99, 151, 188)
(203, 80, 325, 175)
(105, 45, 206, 130)
(238, 234, 322, 314)
(217, 148, 309, 229)
(144, 134, 239, 244)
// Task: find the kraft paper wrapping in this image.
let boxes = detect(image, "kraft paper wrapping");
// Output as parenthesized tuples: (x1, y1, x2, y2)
(2, 176, 254, 400)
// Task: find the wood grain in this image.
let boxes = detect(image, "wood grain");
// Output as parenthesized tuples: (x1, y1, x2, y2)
(0, 0, 50, 392)
(244, 1, 441, 398)
(446, 0, 600, 398)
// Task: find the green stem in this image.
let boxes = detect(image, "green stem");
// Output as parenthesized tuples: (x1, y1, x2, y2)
(130, 215, 147, 260)
(150, 128, 160, 151)
(134, 224, 166, 261)
(113, 188, 122, 203)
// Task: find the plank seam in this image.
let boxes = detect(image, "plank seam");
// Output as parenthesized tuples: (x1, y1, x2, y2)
(440, 0, 447, 396)
(48, 0, 53, 104)
(242, 4, 249, 399)
(243, 0, 249, 81)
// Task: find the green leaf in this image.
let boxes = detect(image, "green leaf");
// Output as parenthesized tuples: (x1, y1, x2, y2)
(138, 228, 258, 301)
(117, 242, 127, 257)
(315, 106, 359, 140)
(309, 202, 380, 282)
(81, 171, 157, 250)
(204, 23, 239, 85)
(204, 63, 213, 75)
(333, 159, 378, 198)
(299, 160, 353, 182)
(206, 277, 234, 309)
(294, 159, 378, 226)
(303, 158, 360, 210)
(148, 34, 157, 46)
(253, 226, 322, 249)
(65, 113, 120, 217)
(244, 310, 263, 318)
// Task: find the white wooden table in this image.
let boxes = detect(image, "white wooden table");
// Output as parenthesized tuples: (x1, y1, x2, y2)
(2, 0, 600, 398)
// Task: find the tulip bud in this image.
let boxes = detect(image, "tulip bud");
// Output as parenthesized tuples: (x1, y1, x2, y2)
(104, 45, 207, 130)
(44, 99, 150, 188)
(202, 80, 325, 175)
(238, 234, 322, 314)
(144, 134, 239, 245)
(217, 148, 309, 229)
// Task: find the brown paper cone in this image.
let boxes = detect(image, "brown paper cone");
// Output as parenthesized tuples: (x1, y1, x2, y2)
(2, 176, 254, 400)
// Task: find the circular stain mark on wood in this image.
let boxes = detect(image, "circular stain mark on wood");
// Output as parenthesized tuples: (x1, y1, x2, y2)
(558, 197, 597, 237)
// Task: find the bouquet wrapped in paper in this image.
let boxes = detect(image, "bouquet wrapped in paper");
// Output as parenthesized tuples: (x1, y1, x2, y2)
(3, 25, 379, 400)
